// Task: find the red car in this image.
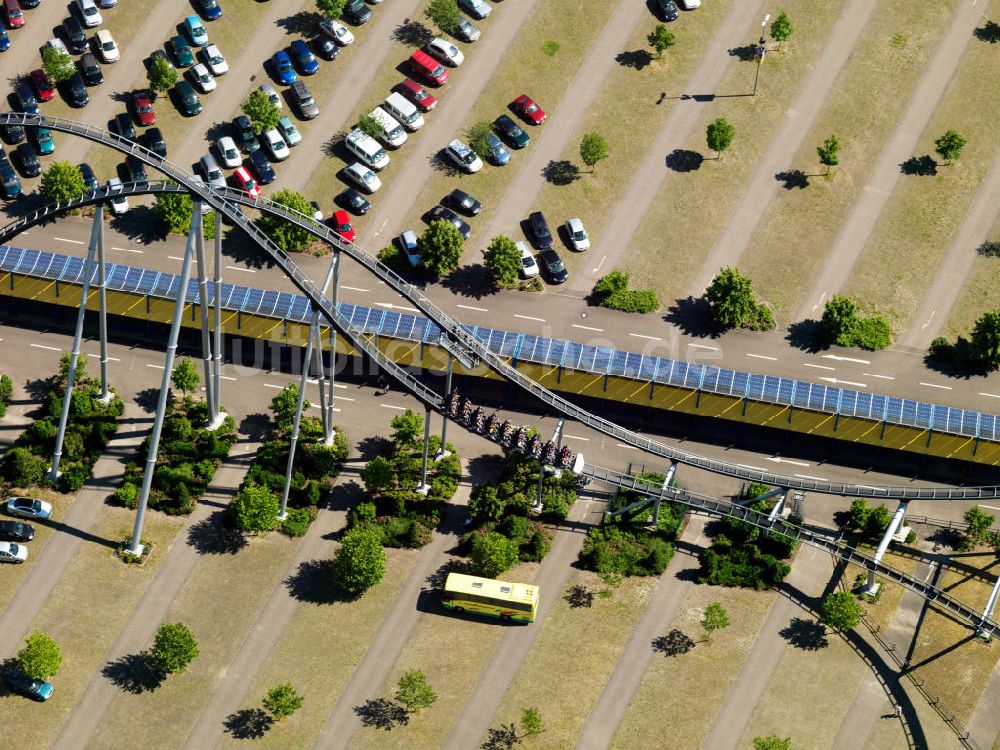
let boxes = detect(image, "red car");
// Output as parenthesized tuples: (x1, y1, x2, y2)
(231, 166, 260, 199)
(511, 94, 546, 125)
(397, 79, 437, 112)
(29, 70, 53, 102)
(130, 90, 156, 127)
(332, 210, 355, 242)
(4, 0, 24, 29)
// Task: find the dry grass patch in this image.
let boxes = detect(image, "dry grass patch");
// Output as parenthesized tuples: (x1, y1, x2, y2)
(610, 585, 775, 749)
(840, 549, 919, 632)
(217, 548, 421, 750)
(0, 486, 72, 612)
(942, 211, 1000, 340)
(622, 0, 844, 310)
(843, 0, 1000, 329)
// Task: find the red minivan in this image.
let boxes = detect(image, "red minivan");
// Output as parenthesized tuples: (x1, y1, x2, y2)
(409, 49, 448, 86)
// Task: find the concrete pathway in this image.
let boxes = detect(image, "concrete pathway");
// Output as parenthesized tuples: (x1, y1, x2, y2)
(795, 0, 987, 323)
(573, 515, 709, 750)
(689, 0, 878, 296)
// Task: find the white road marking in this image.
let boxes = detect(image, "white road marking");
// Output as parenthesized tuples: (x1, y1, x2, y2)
(630, 333, 661, 341)
(919, 381, 952, 390)
(341, 285, 369, 292)
(168, 255, 197, 262)
(145, 363, 165, 370)
(379, 404, 407, 410)
(688, 343, 718, 351)
(337, 396, 355, 402)
(372, 218, 388, 237)
(226, 265, 256, 273)
(333, 383, 347, 389)
(765, 456, 810, 467)
(85, 353, 120, 361)
(264, 383, 284, 389)
(592, 255, 607, 274)
(793, 473, 830, 482)
(864, 373, 895, 380)
(921, 309, 936, 330)
(811, 291, 827, 313)
(220, 376, 238, 381)
(817, 377, 867, 388)
(564, 435, 589, 441)
(615, 443, 639, 450)
(456, 304, 488, 312)
(572, 324, 604, 332)
(30, 344, 61, 351)
(979, 504, 1000, 511)
(513, 314, 546, 322)
(736, 463, 767, 472)
(979, 392, 1000, 399)
(53, 237, 84, 245)
(112, 246, 143, 254)
(376, 303, 419, 313)
(803, 363, 835, 371)
(822, 354, 870, 364)
(747, 353, 777, 361)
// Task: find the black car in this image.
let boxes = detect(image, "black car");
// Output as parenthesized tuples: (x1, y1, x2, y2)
(174, 80, 202, 116)
(63, 16, 88, 54)
(15, 143, 40, 177)
(78, 53, 103, 86)
(247, 149, 275, 185)
(233, 115, 259, 154)
(64, 72, 89, 107)
(0, 124, 24, 145)
(125, 156, 147, 183)
(539, 249, 568, 284)
(653, 0, 679, 21)
(78, 162, 98, 190)
(336, 187, 371, 215)
(141, 127, 166, 158)
(454, 16, 480, 43)
(0, 155, 21, 198)
(4, 669, 53, 701)
(528, 210, 553, 248)
(195, 0, 222, 21)
(311, 35, 338, 61)
(20, 0, 40, 7)
(427, 205, 471, 240)
(12, 84, 38, 115)
(342, 0, 372, 25)
(0, 520, 34, 542)
(446, 189, 481, 216)
(112, 112, 137, 142)
(493, 114, 530, 149)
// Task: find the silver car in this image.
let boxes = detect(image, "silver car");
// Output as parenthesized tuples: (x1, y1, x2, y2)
(343, 162, 381, 194)
(199, 152, 225, 188)
(215, 136, 241, 168)
(564, 217, 590, 251)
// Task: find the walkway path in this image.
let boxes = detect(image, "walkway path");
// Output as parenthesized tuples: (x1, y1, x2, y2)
(795, 0, 987, 323)
(689, 0, 877, 295)
(573, 516, 708, 750)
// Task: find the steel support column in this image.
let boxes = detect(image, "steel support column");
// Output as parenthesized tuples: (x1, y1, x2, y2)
(979, 576, 1000, 639)
(436, 353, 454, 460)
(279, 310, 317, 520)
(415, 405, 432, 495)
(193, 201, 218, 427)
(864, 501, 909, 594)
(95, 203, 111, 403)
(652, 462, 678, 526)
(211, 209, 223, 421)
(312, 317, 330, 440)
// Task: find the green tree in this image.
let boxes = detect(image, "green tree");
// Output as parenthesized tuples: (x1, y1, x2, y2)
(40, 46, 75, 83)
(469, 485, 505, 523)
(332, 525, 386, 595)
(356, 113, 383, 140)
(0, 372, 12, 419)
(769, 11, 793, 50)
(242, 89, 282, 135)
(59, 350, 87, 383)
(821, 294, 857, 342)
(705, 267, 756, 329)
(425, 0, 459, 34)
(521, 707, 544, 736)
(821, 591, 863, 632)
(963, 506, 995, 548)
(151, 622, 199, 674)
(647, 24, 676, 59)
(483, 235, 521, 287)
(263, 683, 303, 721)
(466, 119, 496, 162)
(360, 455, 394, 495)
(817, 134, 840, 175)
(579, 132, 609, 172)
(970, 310, 1000, 367)
(230, 481, 280, 533)
(395, 669, 437, 712)
(417, 219, 464, 277)
(171, 357, 199, 399)
(17, 631, 62, 680)
(4, 447, 45, 486)
(147, 55, 178, 94)
(390, 408, 423, 447)
(935, 129, 967, 164)
(470, 531, 519, 578)
(254, 189, 315, 253)
(754, 737, 792, 750)
(270, 384, 308, 433)
(151, 192, 216, 239)
(700, 602, 729, 643)
(706, 118, 735, 160)
(39, 162, 86, 203)
(317, 0, 347, 18)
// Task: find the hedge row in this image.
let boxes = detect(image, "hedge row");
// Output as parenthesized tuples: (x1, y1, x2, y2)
(592, 271, 660, 314)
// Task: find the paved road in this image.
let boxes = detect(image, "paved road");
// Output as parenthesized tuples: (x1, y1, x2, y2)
(795, 0, 987, 323)
(689, 0, 878, 295)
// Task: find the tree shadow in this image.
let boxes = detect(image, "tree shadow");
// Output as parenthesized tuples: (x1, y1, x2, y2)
(424, 558, 467, 591)
(24, 375, 56, 401)
(354, 698, 410, 730)
(977, 241, 1000, 257)
(922, 339, 985, 377)
(441, 263, 495, 299)
(728, 44, 760, 61)
(779, 617, 829, 650)
(392, 20, 433, 47)
(284, 558, 347, 604)
(429, 150, 462, 177)
(974, 20, 1000, 43)
(900, 155, 938, 176)
(466, 453, 505, 484)
(202, 120, 231, 145)
(927, 527, 962, 550)
(563, 584, 593, 609)
(223, 708, 274, 739)
(276, 10, 323, 36)
(651, 628, 696, 656)
(662, 296, 720, 338)
(239, 412, 272, 442)
(665, 149, 704, 172)
(541, 160, 580, 186)
(615, 50, 653, 70)
(323, 131, 350, 160)
(785, 319, 828, 353)
(101, 651, 165, 693)
(356, 435, 392, 461)
(775, 170, 810, 189)
(187, 509, 248, 555)
(109, 206, 169, 245)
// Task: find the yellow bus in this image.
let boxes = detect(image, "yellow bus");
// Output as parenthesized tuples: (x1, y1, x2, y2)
(441, 572, 539, 623)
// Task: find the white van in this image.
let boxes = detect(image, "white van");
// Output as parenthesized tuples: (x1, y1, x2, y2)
(368, 107, 407, 148)
(345, 128, 390, 170)
(383, 92, 424, 131)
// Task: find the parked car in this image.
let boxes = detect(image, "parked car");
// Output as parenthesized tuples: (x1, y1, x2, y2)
(517, 240, 539, 279)
(188, 63, 215, 93)
(258, 82, 282, 110)
(446, 188, 481, 215)
(271, 49, 296, 85)
(215, 135, 240, 168)
(262, 128, 289, 161)
(31, 126, 54, 154)
(564, 217, 590, 251)
(2, 0, 21, 30)
(106, 176, 128, 214)
(0, 28, 10, 52)
(130, 89, 155, 125)
(331, 209, 355, 242)
(6, 496, 52, 520)
(199, 152, 224, 188)
(397, 79, 437, 111)
(290, 80, 319, 119)
(233, 115, 259, 153)
(343, 161, 380, 193)
(427, 37, 463, 66)
(96, 0, 116, 8)
(125, 156, 147, 183)
(0, 123, 24, 144)
(0, 155, 20, 198)
(29, 69, 53, 102)
(167, 35, 194, 67)
(678, 0, 701, 8)
(75, 0, 101, 27)
(319, 16, 353, 45)
(427, 205, 471, 240)
(94, 28, 119, 63)
(78, 53, 103, 85)
(65, 72, 89, 107)
(653, 0, 679, 21)
(78, 162, 98, 190)
(45, 37, 69, 57)
(0, 520, 33, 541)
(142, 127, 166, 157)
(409, 49, 448, 86)
(395, 229, 421, 267)
(195, 0, 222, 21)
(5, 669, 53, 701)
(342, 0, 372, 25)
(247, 149, 274, 184)
(336, 187, 370, 215)
(512, 94, 546, 125)
(113, 112, 136, 141)
(12, 83, 37, 114)
(230, 166, 260, 198)
(458, 0, 490, 19)
(454, 16, 480, 43)
(174, 79, 202, 115)
(539, 248, 568, 284)
(493, 114, 530, 149)
(14, 142, 38, 177)
(529, 210, 553, 248)
(199, 44, 228, 75)
(444, 138, 482, 173)
(312, 35, 338, 61)
(289, 38, 318, 75)
(183, 14, 208, 46)
(277, 115, 301, 147)
(62, 15, 87, 53)
(483, 132, 510, 165)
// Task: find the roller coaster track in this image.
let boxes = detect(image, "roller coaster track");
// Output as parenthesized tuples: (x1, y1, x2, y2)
(3, 113, 998, 501)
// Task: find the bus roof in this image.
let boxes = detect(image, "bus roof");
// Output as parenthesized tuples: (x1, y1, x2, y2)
(444, 572, 538, 604)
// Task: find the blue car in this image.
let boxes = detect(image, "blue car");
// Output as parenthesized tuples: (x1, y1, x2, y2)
(0, 29, 10, 52)
(196, 0, 222, 21)
(271, 50, 296, 85)
(484, 132, 510, 165)
(289, 39, 319, 75)
(5, 669, 53, 701)
(32, 127, 54, 155)
(12, 84, 37, 115)
(183, 15, 208, 47)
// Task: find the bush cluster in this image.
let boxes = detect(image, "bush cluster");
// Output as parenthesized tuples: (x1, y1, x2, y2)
(0, 373, 12, 418)
(821, 295, 892, 350)
(704, 268, 775, 332)
(846, 498, 892, 540)
(592, 271, 660, 314)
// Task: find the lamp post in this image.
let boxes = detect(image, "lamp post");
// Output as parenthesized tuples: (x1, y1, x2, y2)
(752, 14, 770, 97)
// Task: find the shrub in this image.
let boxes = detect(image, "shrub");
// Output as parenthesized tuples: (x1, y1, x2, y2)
(698, 535, 791, 590)
(332, 525, 386, 595)
(592, 270, 659, 313)
(470, 531, 520, 578)
(17, 631, 62, 680)
(5, 447, 45, 486)
(281, 508, 312, 537)
(230, 481, 280, 533)
(59, 465, 89, 492)
(395, 669, 437, 713)
(263, 683, 304, 721)
(114, 482, 138, 509)
(151, 622, 199, 674)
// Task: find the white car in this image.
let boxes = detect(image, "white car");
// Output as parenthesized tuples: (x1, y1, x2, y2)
(76, 0, 102, 28)
(459, 0, 491, 19)
(199, 44, 228, 76)
(678, 0, 701, 7)
(106, 178, 129, 214)
(396, 230, 422, 268)
(189, 63, 216, 93)
(319, 17, 354, 46)
(216, 136, 241, 168)
(95, 29, 119, 63)
(343, 162, 381, 194)
(517, 241, 539, 278)
(427, 38, 464, 67)
(258, 83, 282, 110)
(564, 218, 590, 251)
(0, 542, 28, 564)
(5, 496, 53, 520)
(277, 116, 301, 147)
(262, 129, 289, 161)
(445, 139, 482, 173)
(199, 153, 226, 188)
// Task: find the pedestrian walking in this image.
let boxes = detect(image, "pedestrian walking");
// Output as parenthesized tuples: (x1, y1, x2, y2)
(895, 704, 902, 718)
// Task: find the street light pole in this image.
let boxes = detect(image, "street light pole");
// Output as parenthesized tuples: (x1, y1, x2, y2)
(752, 14, 770, 97)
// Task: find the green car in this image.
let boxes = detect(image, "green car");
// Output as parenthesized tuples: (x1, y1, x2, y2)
(174, 80, 202, 116)
(493, 114, 530, 150)
(32, 127, 54, 155)
(166, 36, 194, 67)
